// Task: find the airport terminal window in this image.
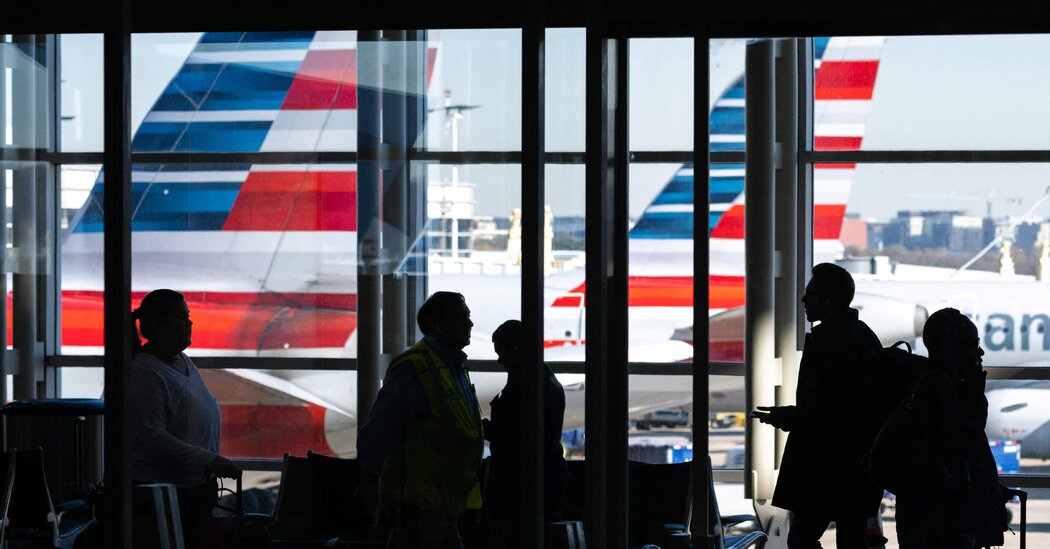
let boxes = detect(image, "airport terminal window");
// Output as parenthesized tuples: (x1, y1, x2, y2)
(812, 35, 1050, 152)
(545, 28, 585, 153)
(59, 34, 103, 153)
(802, 34, 1050, 545)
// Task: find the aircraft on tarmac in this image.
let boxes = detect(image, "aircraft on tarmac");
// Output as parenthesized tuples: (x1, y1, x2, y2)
(50, 32, 924, 458)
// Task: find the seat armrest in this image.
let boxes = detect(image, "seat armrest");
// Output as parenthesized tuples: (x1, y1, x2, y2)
(245, 513, 273, 525)
(55, 499, 88, 513)
(721, 514, 757, 528)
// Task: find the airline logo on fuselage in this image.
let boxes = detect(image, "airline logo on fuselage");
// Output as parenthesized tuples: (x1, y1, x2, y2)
(983, 313, 1050, 352)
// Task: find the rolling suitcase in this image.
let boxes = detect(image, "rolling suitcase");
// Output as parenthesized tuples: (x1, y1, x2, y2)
(997, 488, 1027, 549)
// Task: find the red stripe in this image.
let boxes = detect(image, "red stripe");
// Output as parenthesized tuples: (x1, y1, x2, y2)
(813, 136, 863, 151)
(58, 292, 356, 350)
(710, 203, 846, 241)
(814, 60, 879, 100)
(222, 171, 357, 231)
(551, 275, 747, 310)
(710, 204, 745, 239)
(708, 341, 743, 363)
(220, 404, 333, 458)
(814, 163, 857, 170)
(282, 49, 357, 110)
(814, 204, 847, 240)
(63, 290, 357, 311)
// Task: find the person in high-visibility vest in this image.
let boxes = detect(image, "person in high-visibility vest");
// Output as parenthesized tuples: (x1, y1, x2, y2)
(354, 291, 484, 549)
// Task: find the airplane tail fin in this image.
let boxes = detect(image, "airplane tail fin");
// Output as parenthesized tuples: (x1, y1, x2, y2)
(626, 37, 885, 313)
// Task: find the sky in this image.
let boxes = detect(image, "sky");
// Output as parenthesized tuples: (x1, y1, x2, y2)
(53, 33, 1050, 224)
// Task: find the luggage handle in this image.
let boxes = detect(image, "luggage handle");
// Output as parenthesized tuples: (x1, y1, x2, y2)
(215, 475, 245, 518)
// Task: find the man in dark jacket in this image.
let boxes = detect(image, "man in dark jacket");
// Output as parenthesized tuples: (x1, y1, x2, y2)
(754, 263, 884, 549)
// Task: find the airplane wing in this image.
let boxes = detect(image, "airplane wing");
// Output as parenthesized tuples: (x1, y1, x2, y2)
(200, 368, 354, 458)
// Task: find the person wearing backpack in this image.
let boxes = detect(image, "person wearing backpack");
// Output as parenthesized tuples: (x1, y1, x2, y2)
(893, 308, 1008, 548)
(753, 263, 885, 549)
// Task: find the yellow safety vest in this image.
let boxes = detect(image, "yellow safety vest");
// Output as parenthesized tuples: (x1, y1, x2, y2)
(379, 340, 484, 512)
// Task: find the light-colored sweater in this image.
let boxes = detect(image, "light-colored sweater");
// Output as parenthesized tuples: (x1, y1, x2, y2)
(129, 352, 220, 487)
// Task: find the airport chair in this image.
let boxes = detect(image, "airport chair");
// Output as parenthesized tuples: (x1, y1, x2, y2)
(561, 459, 586, 522)
(132, 483, 185, 549)
(268, 453, 323, 542)
(269, 452, 385, 548)
(627, 460, 692, 548)
(701, 456, 765, 549)
(0, 449, 16, 546)
(5, 447, 95, 549)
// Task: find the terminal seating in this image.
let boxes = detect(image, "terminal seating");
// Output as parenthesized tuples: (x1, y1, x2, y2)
(132, 483, 185, 549)
(4, 448, 96, 549)
(627, 460, 693, 548)
(266, 452, 385, 548)
(702, 456, 765, 549)
(559, 458, 765, 549)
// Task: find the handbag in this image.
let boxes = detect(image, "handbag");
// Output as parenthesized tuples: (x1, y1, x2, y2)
(197, 477, 273, 549)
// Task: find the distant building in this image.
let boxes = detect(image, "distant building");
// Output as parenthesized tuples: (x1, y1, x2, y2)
(839, 213, 868, 252)
(878, 210, 993, 252)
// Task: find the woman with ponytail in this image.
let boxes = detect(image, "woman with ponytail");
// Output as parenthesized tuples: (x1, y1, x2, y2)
(128, 289, 240, 548)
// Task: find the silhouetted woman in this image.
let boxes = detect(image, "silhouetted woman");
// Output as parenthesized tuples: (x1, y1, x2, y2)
(128, 289, 240, 549)
(480, 320, 568, 545)
(896, 308, 1006, 548)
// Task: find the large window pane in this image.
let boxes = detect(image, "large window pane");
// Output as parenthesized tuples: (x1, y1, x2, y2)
(60, 34, 103, 152)
(629, 38, 694, 152)
(422, 162, 520, 436)
(820, 162, 1050, 363)
(423, 30, 521, 152)
(545, 29, 585, 153)
(814, 35, 1050, 151)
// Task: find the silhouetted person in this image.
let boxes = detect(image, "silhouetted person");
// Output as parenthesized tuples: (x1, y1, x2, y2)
(895, 308, 1006, 548)
(754, 263, 884, 549)
(355, 291, 484, 549)
(128, 289, 241, 549)
(479, 320, 568, 545)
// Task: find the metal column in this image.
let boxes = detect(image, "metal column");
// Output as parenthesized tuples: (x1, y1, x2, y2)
(584, 19, 629, 548)
(382, 30, 408, 357)
(774, 40, 800, 461)
(404, 31, 428, 333)
(744, 39, 777, 501)
(357, 31, 382, 424)
(103, 4, 133, 546)
(520, 2, 545, 546)
(10, 34, 48, 400)
(692, 33, 716, 547)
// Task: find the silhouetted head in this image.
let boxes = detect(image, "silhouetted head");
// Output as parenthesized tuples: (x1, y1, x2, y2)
(132, 289, 192, 356)
(924, 307, 983, 375)
(492, 320, 523, 370)
(801, 263, 855, 322)
(417, 291, 473, 351)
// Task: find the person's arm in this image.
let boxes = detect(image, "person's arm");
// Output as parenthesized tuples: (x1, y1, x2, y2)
(356, 361, 428, 476)
(129, 366, 219, 471)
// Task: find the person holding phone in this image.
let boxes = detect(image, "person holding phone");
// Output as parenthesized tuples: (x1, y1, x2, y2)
(753, 264, 885, 549)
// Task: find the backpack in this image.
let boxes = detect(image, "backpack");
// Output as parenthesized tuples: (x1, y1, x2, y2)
(864, 369, 956, 497)
(866, 341, 929, 427)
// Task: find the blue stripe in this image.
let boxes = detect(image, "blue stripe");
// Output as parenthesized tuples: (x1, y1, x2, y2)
(710, 141, 745, 152)
(76, 182, 241, 233)
(710, 177, 743, 196)
(814, 37, 831, 60)
(630, 212, 694, 240)
(133, 121, 272, 153)
(200, 31, 314, 46)
(720, 78, 744, 99)
(710, 106, 744, 135)
(132, 123, 185, 152)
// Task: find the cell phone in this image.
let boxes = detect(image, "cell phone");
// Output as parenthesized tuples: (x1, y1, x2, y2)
(748, 410, 766, 419)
